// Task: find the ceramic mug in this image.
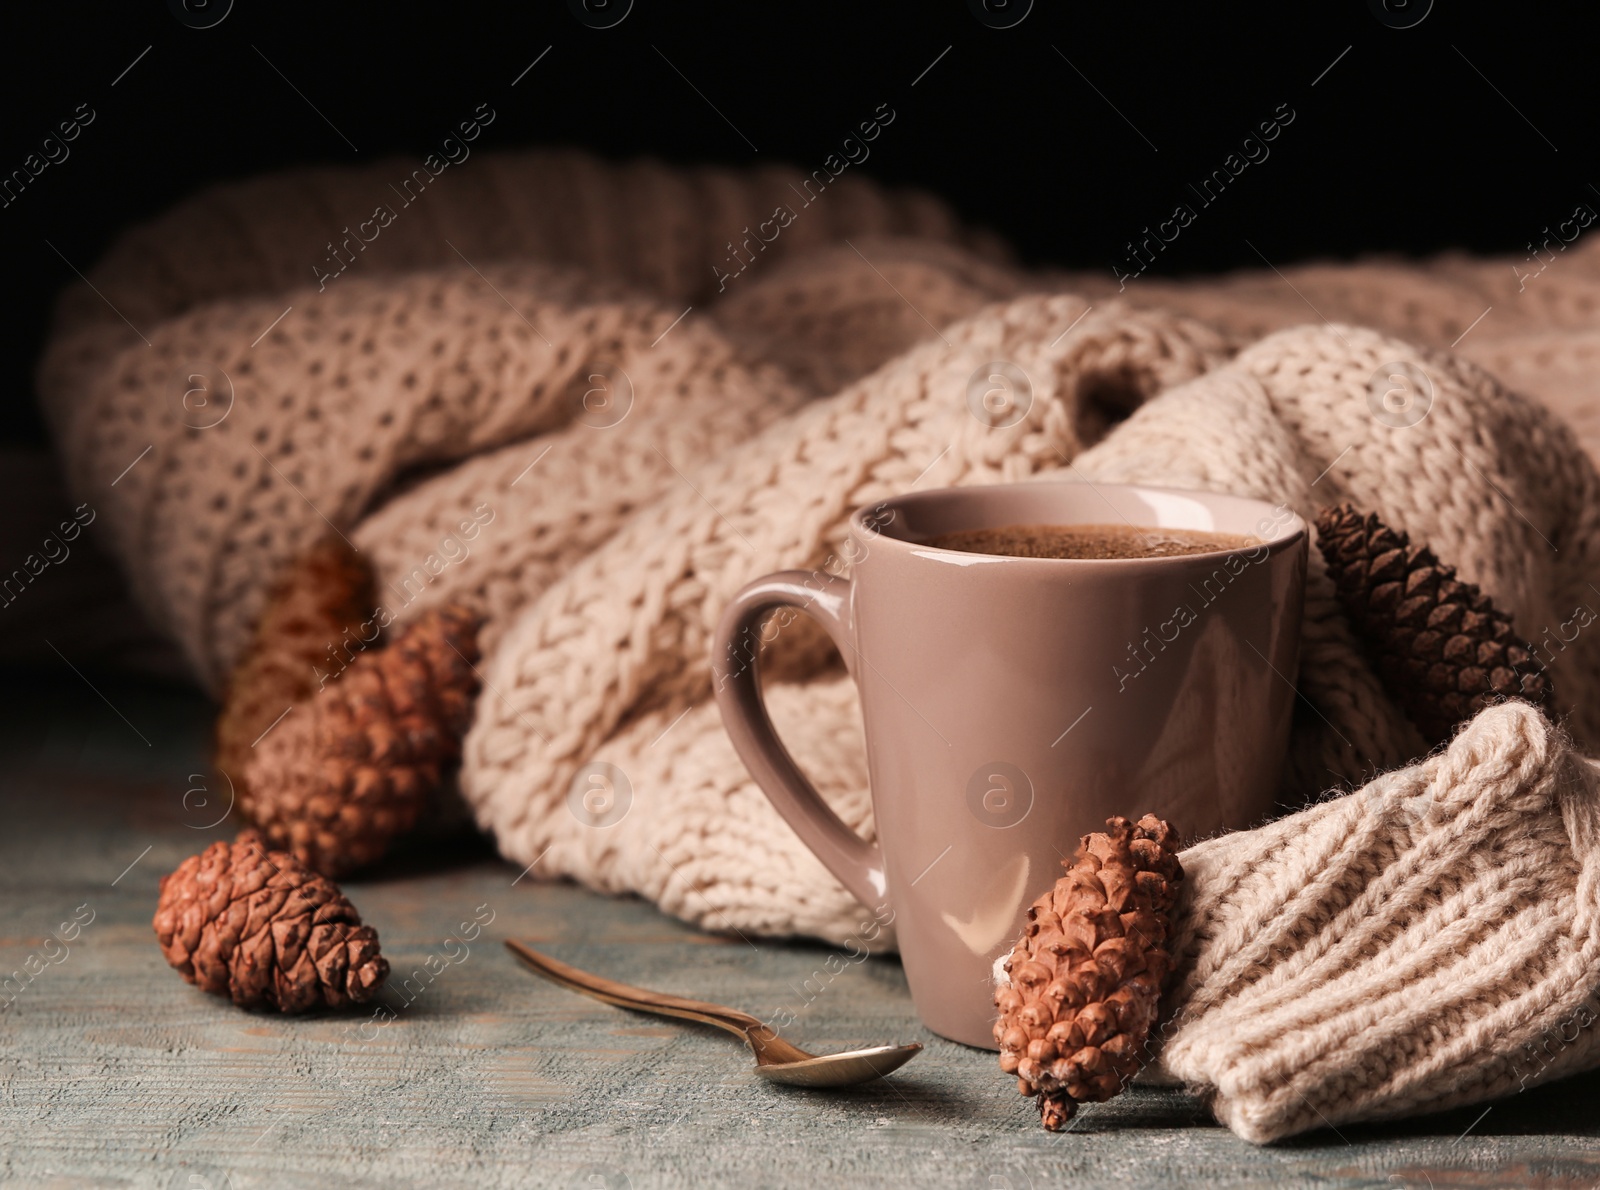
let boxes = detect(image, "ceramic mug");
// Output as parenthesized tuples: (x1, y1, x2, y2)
(711, 482, 1308, 1048)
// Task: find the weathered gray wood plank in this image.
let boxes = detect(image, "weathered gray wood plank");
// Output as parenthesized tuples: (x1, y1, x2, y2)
(2, 671, 1600, 1188)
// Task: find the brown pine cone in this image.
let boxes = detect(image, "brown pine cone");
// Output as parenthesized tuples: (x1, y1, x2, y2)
(153, 830, 388, 1012)
(1315, 504, 1554, 745)
(241, 605, 483, 877)
(216, 536, 375, 790)
(994, 814, 1183, 1130)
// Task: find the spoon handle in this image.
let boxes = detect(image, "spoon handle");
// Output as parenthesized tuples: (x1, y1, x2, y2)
(505, 939, 764, 1039)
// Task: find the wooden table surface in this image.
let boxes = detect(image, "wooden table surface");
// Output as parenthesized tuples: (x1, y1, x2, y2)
(3, 670, 1600, 1189)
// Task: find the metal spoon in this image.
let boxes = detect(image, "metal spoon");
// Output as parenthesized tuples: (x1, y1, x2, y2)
(505, 939, 922, 1088)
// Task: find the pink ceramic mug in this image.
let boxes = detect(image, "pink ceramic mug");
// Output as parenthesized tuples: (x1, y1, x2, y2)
(711, 482, 1307, 1048)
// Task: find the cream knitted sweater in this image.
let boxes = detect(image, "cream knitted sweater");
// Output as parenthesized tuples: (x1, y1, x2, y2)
(38, 150, 1600, 1141)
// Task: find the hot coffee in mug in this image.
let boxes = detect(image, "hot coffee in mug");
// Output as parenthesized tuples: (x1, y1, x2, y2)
(712, 482, 1308, 1048)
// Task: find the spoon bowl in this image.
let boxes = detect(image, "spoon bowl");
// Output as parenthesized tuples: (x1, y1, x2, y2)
(505, 939, 922, 1089)
(750, 1042, 922, 1088)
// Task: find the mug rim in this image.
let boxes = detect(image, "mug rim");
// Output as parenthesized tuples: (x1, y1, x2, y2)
(848, 480, 1308, 566)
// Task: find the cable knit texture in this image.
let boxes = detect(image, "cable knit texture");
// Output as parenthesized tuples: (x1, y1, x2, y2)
(36, 149, 1600, 1140)
(1158, 704, 1600, 1142)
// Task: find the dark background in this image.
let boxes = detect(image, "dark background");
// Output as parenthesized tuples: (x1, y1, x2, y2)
(0, 0, 1588, 444)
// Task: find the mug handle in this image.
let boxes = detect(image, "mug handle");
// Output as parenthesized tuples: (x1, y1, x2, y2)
(711, 571, 887, 910)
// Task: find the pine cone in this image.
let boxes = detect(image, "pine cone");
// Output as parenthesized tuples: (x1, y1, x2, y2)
(153, 830, 388, 1011)
(1315, 504, 1554, 745)
(241, 605, 483, 877)
(994, 814, 1183, 1131)
(217, 536, 375, 792)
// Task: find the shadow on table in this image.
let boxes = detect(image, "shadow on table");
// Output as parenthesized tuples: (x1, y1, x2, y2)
(353, 818, 499, 881)
(1274, 1065, 1600, 1148)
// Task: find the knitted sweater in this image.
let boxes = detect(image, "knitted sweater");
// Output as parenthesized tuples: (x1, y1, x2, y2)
(1158, 702, 1600, 1142)
(37, 149, 1600, 1141)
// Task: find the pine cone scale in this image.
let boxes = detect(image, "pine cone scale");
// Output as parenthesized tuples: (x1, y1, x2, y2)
(241, 604, 483, 876)
(995, 814, 1184, 1130)
(1314, 504, 1556, 744)
(215, 538, 376, 792)
(154, 831, 388, 1012)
